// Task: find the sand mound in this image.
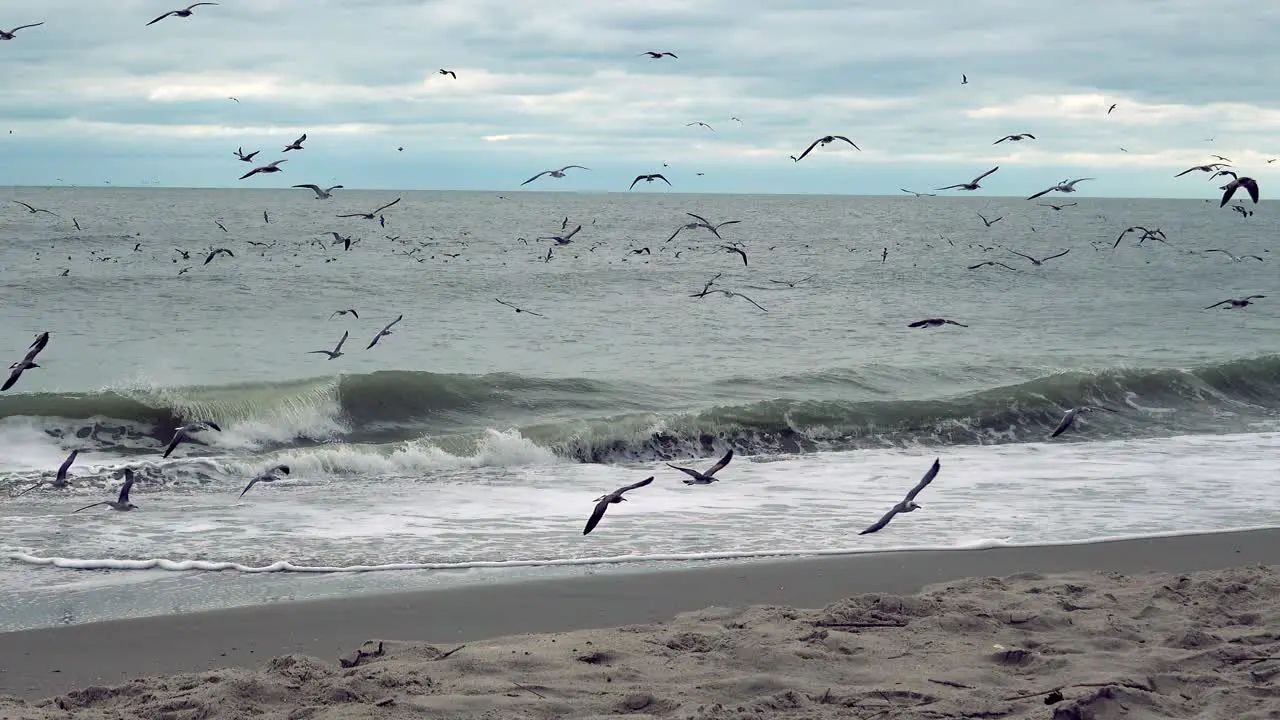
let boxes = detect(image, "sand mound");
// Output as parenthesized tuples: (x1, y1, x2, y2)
(3, 564, 1279, 719)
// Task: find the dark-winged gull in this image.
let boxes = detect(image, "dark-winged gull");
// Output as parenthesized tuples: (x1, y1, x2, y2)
(521, 166, 590, 186)
(793, 135, 860, 162)
(1026, 178, 1093, 200)
(666, 449, 733, 485)
(1050, 406, 1116, 438)
(15, 449, 80, 497)
(238, 465, 291, 499)
(282, 133, 307, 152)
(73, 469, 139, 513)
(629, 174, 671, 190)
(293, 184, 343, 199)
(162, 422, 222, 458)
(937, 167, 999, 191)
(239, 159, 286, 180)
(146, 3, 217, 26)
(993, 133, 1035, 144)
(859, 458, 941, 535)
(366, 314, 403, 349)
(0, 22, 44, 40)
(1216, 172, 1260, 207)
(337, 197, 401, 220)
(309, 331, 348, 360)
(1205, 295, 1265, 310)
(1007, 248, 1069, 266)
(908, 318, 967, 328)
(583, 476, 654, 535)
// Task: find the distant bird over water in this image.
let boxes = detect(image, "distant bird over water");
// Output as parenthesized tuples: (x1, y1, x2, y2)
(521, 166, 589, 186)
(1205, 295, 1265, 310)
(1216, 172, 1260, 207)
(583, 476, 654, 535)
(666, 449, 733, 485)
(366, 314, 403, 349)
(16, 449, 79, 497)
(629, 174, 671, 190)
(937, 167, 998, 191)
(146, 3, 218, 26)
(308, 331, 348, 360)
(1026, 178, 1093, 200)
(162, 422, 222, 459)
(1050, 406, 1116, 438)
(908, 318, 967, 329)
(293, 184, 343, 199)
(859, 458, 942, 535)
(238, 465, 291, 499)
(993, 133, 1035, 144)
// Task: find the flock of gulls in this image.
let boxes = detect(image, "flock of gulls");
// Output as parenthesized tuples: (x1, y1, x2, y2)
(0, 5, 1273, 541)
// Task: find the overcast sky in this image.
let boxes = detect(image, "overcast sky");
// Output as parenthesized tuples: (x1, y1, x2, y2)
(1, 0, 1277, 197)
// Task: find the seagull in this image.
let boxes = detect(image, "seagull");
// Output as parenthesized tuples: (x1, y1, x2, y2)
(12, 200, 59, 216)
(1205, 295, 1265, 310)
(162, 422, 222, 458)
(697, 289, 767, 312)
(674, 212, 742, 241)
(721, 245, 748, 267)
(438, 69, 456, 79)
(1174, 163, 1231, 177)
(793, 135, 860, 162)
(768, 274, 816, 288)
(900, 188, 937, 197)
(1211, 155, 1233, 163)
(146, 3, 218, 26)
(583, 476, 654, 535)
(1107, 103, 1117, 114)
(234, 147, 259, 162)
(239, 159, 286, 180)
(330, 309, 359, 319)
(73, 469, 139, 513)
(1039, 202, 1077, 211)
(337, 198, 401, 220)
(859, 458, 941, 535)
(977, 212, 1002, 227)
(2, 344, 43, 391)
(538, 225, 581, 245)
(1218, 174, 1260, 207)
(937, 167, 999, 191)
(308, 331, 349, 360)
(293, 184, 343, 199)
(1007, 248, 1069, 266)
(238, 465, 291, 499)
(993, 133, 1035, 144)
(908, 318, 967, 328)
(282, 133, 307, 152)
(521, 166, 590, 186)
(961, 74, 968, 84)
(639, 51, 677, 59)
(1113, 226, 1167, 248)
(0, 22, 43, 40)
(967, 260, 1019, 271)
(666, 450, 733, 485)
(1026, 178, 1093, 200)
(629, 174, 671, 190)
(1204, 249, 1263, 262)
(203, 247, 234, 264)
(28, 331, 50, 358)
(686, 121, 715, 131)
(495, 299, 544, 317)
(1050, 406, 1116, 438)
(366, 314, 403, 349)
(15, 449, 80, 497)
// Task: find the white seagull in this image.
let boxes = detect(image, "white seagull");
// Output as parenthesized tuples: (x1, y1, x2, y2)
(859, 458, 941, 535)
(308, 331, 349, 360)
(1026, 178, 1093, 200)
(239, 159, 286, 180)
(162, 421, 222, 458)
(293, 184, 344, 199)
(583, 476, 654, 535)
(521, 166, 590, 186)
(238, 465, 291, 499)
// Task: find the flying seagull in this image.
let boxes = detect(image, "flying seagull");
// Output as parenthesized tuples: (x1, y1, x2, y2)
(12, 200, 59, 216)
(666, 449, 733, 485)
(793, 135, 860, 162)
(721, 245, 748, 267)
(2, 342, 44, 392)
(640, 51, 677, 59)
(239, 159, 286, 180)
(859, 458, 941, 535)
(15, 449, 80, 497)
(0, 22, 44, 40)
(521, 166, 590, 186)
(686, 121, 715, 131)
(629, 174, 671, 190)
(233, 147, 259, 162)
(977, 212, 1002, 227)
(993, 133, 1035, 144)
(366, 314, 403, 349)
(967, 260, 1019, 271)
(1050, 406, 1116, 438)
(1107, 103, 1117, 114)
(495, 299, 544, 317)
(1204, 249, 1263, 263)
(583, 476, 654, 535)
(162, 422, 222, 459)
(1039, 202, 1077, 211)
(1205, 295, 1265, 310)
(308, 331, 349, 360)
(1217, 173, 1260, 207)
(538, 225, 581, 245)
(1026, 178, 1093, 200)
(293, 184, 343, 199)
(900, 188, 937, 197)
(329, 309, 359, 319)
(438, 69, 456, 79)
(908, 318, 967, 328)
(1007, 248, 1069, 266)
(146, 3, 218, 26)
(73, 469, 139, 513)
(1113, 226, 1167, 249)
(337, 197, 401, 220)
(282, 133, 307, 152)
(937, 167, 999, 191)
(203, 247, 234, 265)
(697, 289, 767, 312)
(1174, 163, 1231, 177)
(238, 465, 291, 499)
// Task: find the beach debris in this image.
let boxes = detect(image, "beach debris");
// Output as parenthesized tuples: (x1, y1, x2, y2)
(338, 640, 384, 669)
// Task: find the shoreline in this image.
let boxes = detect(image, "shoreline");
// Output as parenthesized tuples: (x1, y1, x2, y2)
(3, 527, 1278, 701)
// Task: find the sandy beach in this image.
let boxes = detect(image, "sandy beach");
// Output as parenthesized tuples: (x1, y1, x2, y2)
(2, 529, 1279, 718)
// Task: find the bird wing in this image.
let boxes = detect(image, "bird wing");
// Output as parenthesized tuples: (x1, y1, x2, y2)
(907, 320, 930, 328)
(334, 213, 366, 218)
(732, 292, 767, 312)
(561, 165, 589, 171)
(1242, 178, 1260, 203)
(565, 225, 582, 239)
(902, 458, 941, 503)
(1042, 248, 1071, 261)
(583, 498, 611, 535)
(618, 476, 655, 494)
(722, 246, 747, 266)
(993, 136, 1009, 144)
(238, 478, 260, 499)
(794, 138, 823, 162)
(56, 450, 79, 482)
(293, 184, 322, 192)
(994, 262, 1018, 271)
(11, 23, 44, 32)
(665, 463, 704, 480)
(146, 10, 178, 25)
(714, 220, 742, 229)
(1220, 184, 1239, 207)
(373, 198, 402, 214)
(628, 176, 644, 190)
(686, 212, 713, 226)
(13, 201, 36, 212)
(293, 133, 307, 145)
(1025, 187, 1055, 200)
(666, 226, 684, 243)
(1246, 295, 1267, 300)
(162, 431, 186, 458)
(974, 167, 999, 182)
(1050, 409, 1077, 437)
(2, 366, 24, 391)
(365, 334, 381, 350)
(521, 171, 551, 186)
(1006, 249, 1035, 262)
(238, 168, 261, 180)
(1204, 300, 1230, 310)
(118, 473, 135, 503)
(935, 184, 965, 191)
(967, 262, 991, 269)
(704, 449, 734, 477)
(334, 330, 349, 353)
(1174, 167, 1198, 177)
(72, 501, 109, 513)
(859, 506, 901, 535)
(654, 174, 671, 186)
(833, 136, 860, 150)
(1024, 134, 1036, 139)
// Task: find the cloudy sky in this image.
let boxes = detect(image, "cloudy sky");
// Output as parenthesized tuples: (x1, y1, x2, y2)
(1, 0, 1277, 197)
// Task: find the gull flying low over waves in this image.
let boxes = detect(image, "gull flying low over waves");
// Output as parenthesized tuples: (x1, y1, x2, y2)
(1205, 249, 1263, 262)
(937, 167, 999, 191)
(3, 342, 45, 392)
(640, 51, 677, 59)
(685, 212, 740, 239)
(521, 165, 589, 186)
(901, 189, 937, 197)
(15, 449, 80, 497)
(1113, 226, 1168, 248)
(366, 314, 403, 349)
(968, 260, 1019, 271)
(1216, 173, 1260, 207)
(146, 3, 218, 26)
(234, 147, 259, 162)
(238, 465, 291, 499)
(204, 247, 234, 264)
(667, 449, 733, 485)
(12, 200, 59, 217)
(908, 318, 967, 328)
(1007, 248, 1069, 266)
(583, 476, 654, 535)
(293, 184, 343, 199)
(1205, 295, 1265, 310)
(696, 289, 766, 312)
(977, 212, 1002, 227)
(337, 197, 401, 220)
(1174, 163, 1231, 177)
(73, 469, 139, 513)
(1026, 178, 1093, 200)
(1040, 202, 1078, 211)
(994, 133, 1035, 144)
(859, 458, 941, 535)
(539, 225, 581, 245)
(308, 331, 349, 360)
(239, 159, 286, 180)
(1050, 406, 1117, 438)
(629, 174, 671, 190)
(793, 135, 860, 162)
(330, 308, 359, 319)
(282, 134, 307, 152)
(0, 22, 44, 40)
(721, 245, 748, 267)
(163, 422, 222, 458)
(495, 299, 544, 317)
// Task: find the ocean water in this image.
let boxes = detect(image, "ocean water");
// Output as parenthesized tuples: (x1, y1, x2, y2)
(1, 187, 1278, 631)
